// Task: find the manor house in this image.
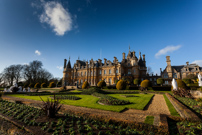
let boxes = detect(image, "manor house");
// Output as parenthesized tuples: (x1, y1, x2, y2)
(161, 56, 202, 85)
(63, 49, 148, 86)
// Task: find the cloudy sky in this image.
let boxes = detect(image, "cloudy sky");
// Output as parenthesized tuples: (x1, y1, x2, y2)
(0, 0, 202, 78)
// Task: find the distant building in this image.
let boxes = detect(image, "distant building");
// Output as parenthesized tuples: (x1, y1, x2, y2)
(63, 48, 151, 86)
(161, 56, 202, 85)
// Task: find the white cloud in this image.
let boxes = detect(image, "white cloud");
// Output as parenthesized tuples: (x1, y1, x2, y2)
(192, 60, 202, 67)
(35, 50, 41, 56)
(57, 66, 63, 70)
(155, 45, 182, 58)
(40, 1, 72, 36)
(23, 63, 29, 66)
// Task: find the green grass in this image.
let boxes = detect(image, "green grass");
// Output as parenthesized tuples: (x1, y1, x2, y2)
(163, 94, 180, 117)
(69, 90, 82, 93)
(144, 116, 154, 125)
(9, 93, 153, 112)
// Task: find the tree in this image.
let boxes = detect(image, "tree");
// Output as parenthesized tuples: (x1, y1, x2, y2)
(140, 79, 151, 91)
(147, 66, 153, 75)
(157, 78, 164, 86)
(82, 81, 89, 89)
(97, 80, 106, 89)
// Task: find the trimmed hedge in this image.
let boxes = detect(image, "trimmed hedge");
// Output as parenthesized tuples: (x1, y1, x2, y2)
(116, 80, 127, 90)
(97, 80, 106, 88)
(41, 83, 47, 88)
(34, 83, 40, 89)
(48, 82, 56, 88)
(82, 81, 89, 89)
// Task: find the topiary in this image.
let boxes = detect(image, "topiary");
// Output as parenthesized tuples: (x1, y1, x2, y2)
(82, 81, 89, 89)
(176, 79, 187, 90)
(48, 82, 56, 88)
(41, 83, 47, 88)
(133, 79, 141, 86)
(182, 79, 192, 85)
(140, 79, 151, 90)
(116, 80, 127, 90)
(97, 80, 106, 89)
(34, 83, 40, 89)
(157, 78, 164, 86)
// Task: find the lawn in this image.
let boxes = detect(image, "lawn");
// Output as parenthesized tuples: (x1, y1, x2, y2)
(9, 93, 153, 112)
(144, 116, 154, 125)
(163, 94, 180, 116)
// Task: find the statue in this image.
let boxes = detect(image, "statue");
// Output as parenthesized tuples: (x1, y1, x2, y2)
(28, 87, 30, 92)
(172, 78, 178, 90)
(4, 88, 7, 92)
(15, 83, 18, 87)
(198, 74, 202, 86)
(23, 88, 26, 92)
(18, 86, 22, 92)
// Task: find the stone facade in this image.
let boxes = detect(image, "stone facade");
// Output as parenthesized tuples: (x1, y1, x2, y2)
(161, 56, 202, 85)
(63, 49, 148, 87)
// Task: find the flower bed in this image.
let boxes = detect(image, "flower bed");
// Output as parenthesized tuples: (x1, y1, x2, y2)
(174, 96, 202, 117)
(177, 121, 202, 134)
(0, 100, 170, 135)
(50, 95, 81, 100)
(92, 92, 131, 105)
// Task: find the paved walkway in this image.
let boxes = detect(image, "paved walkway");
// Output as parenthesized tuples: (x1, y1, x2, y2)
(2, 94, 170, 126)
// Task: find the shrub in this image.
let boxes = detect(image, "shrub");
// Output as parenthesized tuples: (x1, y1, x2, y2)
(97, 80, 106, 89)
(140, 79, 151, 90)
(81, 87, 102, 95)
(10, 87, 19, 93)
(23, 83, 29, 88)
(82, 81, 89, 89)
(176, 79, 187, 90)
(116, 80, 127, 90)
(182, 79, 192, 84)
(39, 94, 62, 118)
(133, 79, 141, 86)
(157, 78, 164, 86)
(48, 82, 56, 88)
(34, 83, 40, 89)
(41, 83, 47, 88)
(29, 83, 34, 88)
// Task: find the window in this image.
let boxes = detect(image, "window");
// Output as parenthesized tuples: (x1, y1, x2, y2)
(78, 73, 79, 76)
(99, 70, 102, 75)
(128, 69, 131, 74)
(109, 69, 111, 74)
(173, 73, 177, 78)
(81, 79, 83, 84)
(116, 69, 118, 74)
(164, 74, 168, 78)
(94, 71, 96, 75)
(85, 72, 86, 76)
(134, 69, 136, 73)
(165, 81, 168, 84)
(104, 70, 106, 75)
(81, 72, 83, 76)
(99, 79, 101, 82)
(91, 71, 92, 75)
(154, 78, 156, 81)
(109, 78, 111, 84)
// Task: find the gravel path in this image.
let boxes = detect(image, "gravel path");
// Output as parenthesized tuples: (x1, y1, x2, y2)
(2, 94, 170, 125)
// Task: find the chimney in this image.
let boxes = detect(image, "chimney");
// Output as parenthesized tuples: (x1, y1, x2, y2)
(64, 59, 67, 68)
(98, 59, 102, 64)
(186, 61, 189, 65)
(160, 68, 162, 72)
(122, 52, 125, 60)
(113, 57, 117, 63)
(166, 56, 171, 66)
(104, 58, 107, 65)
(142, 54, 145, 61)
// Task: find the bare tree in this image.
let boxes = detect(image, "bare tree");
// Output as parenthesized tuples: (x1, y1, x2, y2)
(0, 73, 4, 86)
(147, 66, 153, 75)
(37, 69, 53, 84)
(14, 64, 23, 83)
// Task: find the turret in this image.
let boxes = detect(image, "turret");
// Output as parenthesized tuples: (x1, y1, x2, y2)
(166, 56, 171, 66)
(64, 59, 67, 69)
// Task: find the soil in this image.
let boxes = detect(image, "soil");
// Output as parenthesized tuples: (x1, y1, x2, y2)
(2, 94, 170, 126)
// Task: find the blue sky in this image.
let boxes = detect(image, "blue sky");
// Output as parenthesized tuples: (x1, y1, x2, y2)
(1, 0, 202, 78)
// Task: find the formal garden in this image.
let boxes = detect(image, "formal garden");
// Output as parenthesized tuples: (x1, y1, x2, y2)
(0, 76, 202, 135)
